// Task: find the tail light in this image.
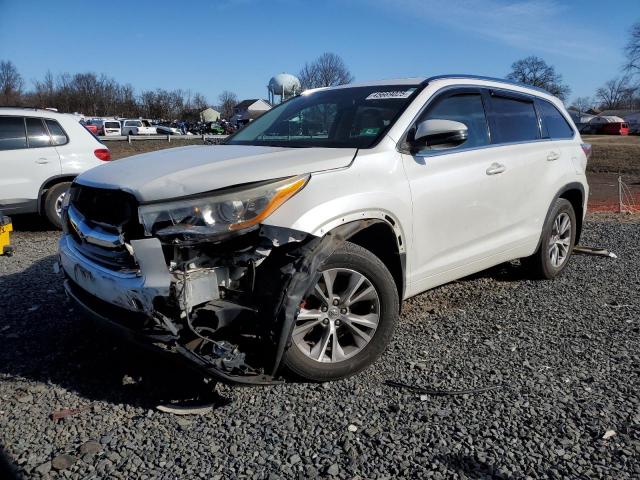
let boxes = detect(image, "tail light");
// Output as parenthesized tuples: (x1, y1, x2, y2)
(94, 148, 111, 161)
(581, 143, 592, 162)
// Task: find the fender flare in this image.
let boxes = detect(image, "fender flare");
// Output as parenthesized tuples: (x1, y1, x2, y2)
(534, 182, 586, 252)
(37, 174, 77, 214)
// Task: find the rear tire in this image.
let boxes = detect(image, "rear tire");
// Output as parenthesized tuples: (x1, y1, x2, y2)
(522, 198, 576, 279)
(44, 182, 71, 229)
(282, 241, 399, 382)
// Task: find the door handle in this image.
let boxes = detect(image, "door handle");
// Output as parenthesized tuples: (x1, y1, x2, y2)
(486, 162, 506, 175)
(36, 158, 49, 164)
(547, 151, 560, 161)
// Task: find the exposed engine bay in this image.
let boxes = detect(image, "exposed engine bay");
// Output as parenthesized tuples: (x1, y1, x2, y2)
(58, 184, 377, 383)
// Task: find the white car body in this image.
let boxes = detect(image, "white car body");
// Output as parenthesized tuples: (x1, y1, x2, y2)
(58, 75, 589, 382)
(0, 107, 111, 218)
(121, 119, 157, 135)
(102, 120, 122, 136)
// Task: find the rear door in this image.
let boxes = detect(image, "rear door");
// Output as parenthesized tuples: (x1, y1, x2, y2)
(0, 116, 62, 211)
(481, 90, 551, 247)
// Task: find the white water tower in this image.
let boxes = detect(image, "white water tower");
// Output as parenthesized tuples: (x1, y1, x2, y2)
(268, 73, 301, 104)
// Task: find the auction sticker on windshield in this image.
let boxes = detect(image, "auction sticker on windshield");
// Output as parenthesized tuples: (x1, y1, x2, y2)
(366, 89, 416, 100)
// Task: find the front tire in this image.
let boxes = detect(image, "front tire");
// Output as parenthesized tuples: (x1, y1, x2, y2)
(523, 198, 576, 279)
(44, 182, 71, 229)
(282, 241, 399, 381)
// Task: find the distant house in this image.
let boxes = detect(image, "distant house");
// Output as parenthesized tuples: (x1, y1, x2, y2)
(567, 108, 595, 126)
(200, 107, 220, 123)
(231, 99, 271, 126)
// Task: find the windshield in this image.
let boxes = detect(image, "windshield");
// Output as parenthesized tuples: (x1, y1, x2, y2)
(226, 84, 421, 148)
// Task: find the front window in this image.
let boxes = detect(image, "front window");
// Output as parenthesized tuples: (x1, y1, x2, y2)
(227, 85, 422, 148)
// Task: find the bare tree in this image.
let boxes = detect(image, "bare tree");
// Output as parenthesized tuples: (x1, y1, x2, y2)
(570, 96, 594, 114)
(595, 76, 637, 109)
(506, 56, 570, 100)
(218, 90, 238, 120)
(0, 60, 24, 105)
(625, 20, 640, 75)
(298, 53, 354, 90)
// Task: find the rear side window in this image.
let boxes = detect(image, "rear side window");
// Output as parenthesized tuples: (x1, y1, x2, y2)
(25, 117, 52, 148)
(489, 95, 539, 143)
(539, 100, 574, 139)
(0, 116, 28, 150)
(104, 121, 120, 129)
(418, 93, 490, 150)
(45, 119, 69, 145)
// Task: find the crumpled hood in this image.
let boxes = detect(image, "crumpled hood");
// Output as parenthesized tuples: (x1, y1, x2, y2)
(76, 144, 356, 202)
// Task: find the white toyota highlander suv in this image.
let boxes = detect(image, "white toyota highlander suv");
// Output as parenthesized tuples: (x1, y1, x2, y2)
(58, 75, 590, 383)
(0, 108, 112, 227)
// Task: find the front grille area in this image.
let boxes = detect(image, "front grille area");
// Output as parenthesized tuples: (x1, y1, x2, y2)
(67, 185, 143, 272)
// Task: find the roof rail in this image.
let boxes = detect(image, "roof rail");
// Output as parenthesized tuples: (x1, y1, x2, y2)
(422, 74, 552, 95)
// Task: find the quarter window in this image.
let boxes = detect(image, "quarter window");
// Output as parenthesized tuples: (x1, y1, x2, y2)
(489, 95, 539, 143)
(45, 119, 69, 145)
(0, 116, 28, 150)
(539, 100, 574, 139)
(25, 117, 52, 148)
(417, 93, 490, 151)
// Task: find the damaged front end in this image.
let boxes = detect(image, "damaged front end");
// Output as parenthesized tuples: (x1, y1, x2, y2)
(58, 180, 355, 384)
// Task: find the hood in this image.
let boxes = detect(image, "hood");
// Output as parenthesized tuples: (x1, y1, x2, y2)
(76, 144, 356, 202)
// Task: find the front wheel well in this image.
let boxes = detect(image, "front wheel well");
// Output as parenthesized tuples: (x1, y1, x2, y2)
(342, 221, 405, 304)
(38, 176, 76, 214)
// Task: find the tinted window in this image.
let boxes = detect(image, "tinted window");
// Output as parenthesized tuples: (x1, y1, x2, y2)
(227, 85, 420, 148)
(490, 95, 539, 143)
(0, 116, 28, 150)
(104, 121, 120, 128)
(539, 100, 574, 139)
(25, 118, 51, 147)
(418, 93, 489, 150)
(45, 119, 69, 145)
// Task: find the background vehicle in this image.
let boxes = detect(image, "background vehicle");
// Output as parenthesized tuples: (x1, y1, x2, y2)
(80, 120, 99, 135)
(121, 119, 156, 135)
(601, 122, 629, 135)
(102, 120, 121, 136)
(58, 76, 589, 383)
(0, 107, 111, 228)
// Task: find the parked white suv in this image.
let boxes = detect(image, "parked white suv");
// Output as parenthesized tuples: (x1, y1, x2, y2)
(58, 76, 589, 383)
(0, 108, 112, 227)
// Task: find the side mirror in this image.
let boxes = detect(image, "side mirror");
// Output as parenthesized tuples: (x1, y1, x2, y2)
(411, 119, 468, 149)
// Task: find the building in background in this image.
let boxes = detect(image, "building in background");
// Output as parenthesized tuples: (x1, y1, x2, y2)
(200, 107, 221, 123)
(231, 99, 272, 126)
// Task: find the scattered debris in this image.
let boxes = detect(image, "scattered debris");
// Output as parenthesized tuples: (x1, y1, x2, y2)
(385, 380, 504, 396)
(50, 406, 91, 422)
(156, 389, 231, 415)
(602, 430, 616, 440)
(573, 246, 617, 258)
(157, 404, 214, 416)
(79, 440, 102, 456)
(51, 454, 76, 471)
(347, 424, 358, 432)
(15, 393, 33, 403)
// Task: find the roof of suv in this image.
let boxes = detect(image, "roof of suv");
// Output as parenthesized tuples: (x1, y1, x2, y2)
(0, 106, 76, 118)
(306, 74, 553, 97)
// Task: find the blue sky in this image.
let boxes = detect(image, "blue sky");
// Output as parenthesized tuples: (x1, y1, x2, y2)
(0, 0, 636, 104)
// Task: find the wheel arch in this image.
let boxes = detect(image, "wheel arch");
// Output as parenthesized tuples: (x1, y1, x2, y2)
(537, 182, 585, 251)
(327, 216, 406, 303)
(37, 175, 76, 214)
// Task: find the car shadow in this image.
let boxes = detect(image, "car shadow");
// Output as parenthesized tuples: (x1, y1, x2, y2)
(0, 255, 221, 410)
(458, 260, 529, 283)
(6, 213, 55, 232)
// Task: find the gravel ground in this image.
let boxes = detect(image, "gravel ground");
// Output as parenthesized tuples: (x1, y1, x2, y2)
(0, 216, 638, 479)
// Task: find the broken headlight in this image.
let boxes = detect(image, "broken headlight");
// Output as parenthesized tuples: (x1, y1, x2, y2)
(138, 175, 309, 236)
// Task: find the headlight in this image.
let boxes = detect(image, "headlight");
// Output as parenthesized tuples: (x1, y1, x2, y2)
(138, 175, 309, 236)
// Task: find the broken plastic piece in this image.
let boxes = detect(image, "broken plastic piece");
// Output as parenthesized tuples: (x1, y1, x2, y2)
(573, 245, 617, 258)
(384, 379, 503, 396)
(50, 406, 91, 422)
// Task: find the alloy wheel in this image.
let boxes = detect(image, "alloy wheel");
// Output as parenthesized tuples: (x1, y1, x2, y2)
(548, 212, 572, 268)
(292, 268, 381, 363)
